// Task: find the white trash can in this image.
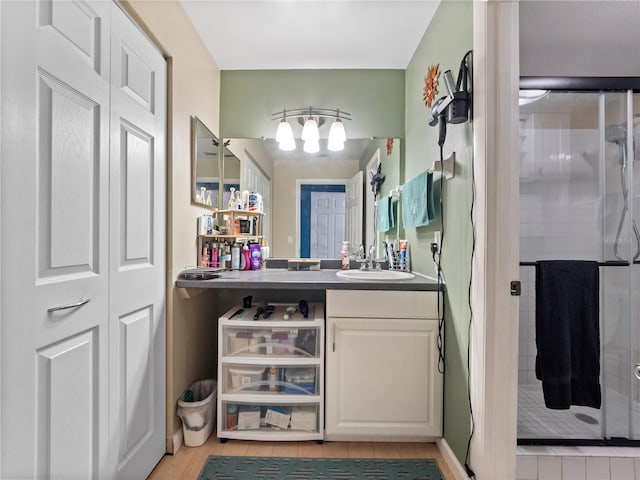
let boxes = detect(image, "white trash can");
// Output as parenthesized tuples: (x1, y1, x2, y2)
(177, 379, 217, 447)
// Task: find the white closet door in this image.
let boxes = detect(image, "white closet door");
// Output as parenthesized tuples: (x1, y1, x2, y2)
(108, 5, 166, 479)
(345, 170, 363, 249)
(240, 153, 271, 245)
(1, 1, 111, 478)
(310, 191, 346, 259)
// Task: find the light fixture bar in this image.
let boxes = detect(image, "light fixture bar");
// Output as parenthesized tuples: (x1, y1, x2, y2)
(272, 107, 351, 153)
(271, 107, 352, 122)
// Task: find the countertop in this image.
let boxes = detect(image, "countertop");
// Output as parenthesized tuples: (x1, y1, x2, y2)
(175, 268, 444, 291)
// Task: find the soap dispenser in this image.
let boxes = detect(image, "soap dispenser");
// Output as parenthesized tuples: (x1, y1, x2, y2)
(341, 241, 350, 270)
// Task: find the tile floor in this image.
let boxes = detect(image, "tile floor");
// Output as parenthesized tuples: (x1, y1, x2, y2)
(518, 385, 601, 439)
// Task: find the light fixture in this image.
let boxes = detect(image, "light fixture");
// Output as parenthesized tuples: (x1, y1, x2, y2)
(279, 137, 296, 151)
(519, 89, 550, 106)
(275, 110, 294, 145)
(272, 107, 351, 153)
(303, 139, 320, 154)
(301, 117, 320, 142)
(328, 110, 346, 151)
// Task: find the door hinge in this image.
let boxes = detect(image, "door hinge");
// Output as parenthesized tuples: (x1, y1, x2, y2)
(510, 280, 521, 296)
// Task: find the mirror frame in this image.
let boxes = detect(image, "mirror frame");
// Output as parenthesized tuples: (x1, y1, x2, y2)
(191, 116, 219, 210)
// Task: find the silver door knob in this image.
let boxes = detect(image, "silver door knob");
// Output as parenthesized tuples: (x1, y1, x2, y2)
(634, 364, 640, 380)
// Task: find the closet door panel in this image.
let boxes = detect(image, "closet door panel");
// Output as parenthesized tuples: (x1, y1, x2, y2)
(118, 306, 154, 460)
(120, 122, 153, 266)
(38, 0, 105, 74)
(109, 5, 166, 479)
(0, 2, 110, 478)
(36, 329, 99, 480)
(119, 42, 155, 112)
(37, 70, 100, 277)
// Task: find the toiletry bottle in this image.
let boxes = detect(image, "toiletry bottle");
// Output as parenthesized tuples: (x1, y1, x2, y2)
(242, 244, 251, 270)
(341, 241, 350, 270)
(231, 243, 240, 270)
(211, 242, 218, 268)
(268, 367, 277, 392)
(250, 243, 262, 270)
(260, 241, 269, 269)
(201, 243, 209, 268)
(224, 243, 231, 269)
(227, 187, 236, 210)
(226, 405, 238, 429)
(399, 240, 408, 271)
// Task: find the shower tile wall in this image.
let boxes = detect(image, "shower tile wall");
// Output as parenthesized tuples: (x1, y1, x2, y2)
(519, 112, 602, 386)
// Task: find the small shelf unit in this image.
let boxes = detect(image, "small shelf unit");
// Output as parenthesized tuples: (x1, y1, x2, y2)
(198, 209, 265, 267)
(217, 303, 325, 442)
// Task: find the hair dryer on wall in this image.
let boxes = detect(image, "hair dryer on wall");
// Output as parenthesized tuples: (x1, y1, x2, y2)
(428, 51, 472, 146)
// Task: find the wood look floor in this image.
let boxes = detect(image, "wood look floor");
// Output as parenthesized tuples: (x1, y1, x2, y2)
(147, 435, 455, 479)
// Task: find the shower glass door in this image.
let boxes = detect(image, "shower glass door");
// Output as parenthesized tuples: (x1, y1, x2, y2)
(601, 90, 636, 440)
(517, 88, 639, 442)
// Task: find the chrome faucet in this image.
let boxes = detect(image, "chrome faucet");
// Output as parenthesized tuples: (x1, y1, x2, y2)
(361, 244, 380, 270)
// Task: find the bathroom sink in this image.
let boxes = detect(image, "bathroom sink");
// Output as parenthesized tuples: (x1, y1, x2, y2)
(336, 269, 415, 280)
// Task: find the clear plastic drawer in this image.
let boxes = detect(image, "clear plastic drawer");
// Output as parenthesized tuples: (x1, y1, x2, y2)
(221, 363, 320, 396)
(221, 401, 320, 433)
(222, 326, 320, 358)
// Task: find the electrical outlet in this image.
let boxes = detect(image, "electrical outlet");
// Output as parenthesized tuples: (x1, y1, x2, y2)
(433, 231, 441, 253)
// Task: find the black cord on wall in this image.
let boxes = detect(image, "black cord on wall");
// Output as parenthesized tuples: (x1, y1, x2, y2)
(462, 48, 476, 480)
(435, 144, 446, 375)
(464, 123, 477, 480)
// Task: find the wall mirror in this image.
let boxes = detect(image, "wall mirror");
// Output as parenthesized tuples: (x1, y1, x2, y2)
(191, 116, 220, 209)
(223, 137, 401, 259)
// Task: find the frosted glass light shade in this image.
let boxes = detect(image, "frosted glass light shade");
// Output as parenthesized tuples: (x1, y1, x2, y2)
(327, 139, 344, 152)
(328, 119, 346, 151)
(279, 137, 296, 151)
(303, 139, 319, 153)
(301, 118, 319, 142)
(276, 120, 294, 144)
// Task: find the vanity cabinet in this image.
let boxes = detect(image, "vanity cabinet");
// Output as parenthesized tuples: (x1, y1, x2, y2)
(325, 290, 442, 440)
(197, 209, 264, 267)
(217, 303, 324, 442)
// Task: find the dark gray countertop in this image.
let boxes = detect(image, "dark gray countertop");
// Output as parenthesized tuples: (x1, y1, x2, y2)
(175, 268, 444, 291)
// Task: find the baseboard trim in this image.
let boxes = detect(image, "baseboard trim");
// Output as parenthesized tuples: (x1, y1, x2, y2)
(172, 428, 184, 454)
(436, 438, 468, 480)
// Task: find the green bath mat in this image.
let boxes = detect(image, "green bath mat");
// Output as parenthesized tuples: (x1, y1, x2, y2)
(197, 455, 445, 479)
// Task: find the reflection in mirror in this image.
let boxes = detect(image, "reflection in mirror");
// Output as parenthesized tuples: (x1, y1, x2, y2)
(224, 138, 401, 259)
(222, 145, 240, 208)
(191, 117, 219, 208)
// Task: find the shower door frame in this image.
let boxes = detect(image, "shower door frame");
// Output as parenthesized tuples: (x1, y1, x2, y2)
(518, 76, 640, 444)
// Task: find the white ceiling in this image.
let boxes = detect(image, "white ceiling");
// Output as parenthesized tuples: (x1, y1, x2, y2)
(180, 1, 440, 70)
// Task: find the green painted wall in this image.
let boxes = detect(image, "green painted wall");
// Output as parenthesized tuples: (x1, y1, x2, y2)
(404, 0, 473, 464)
(220, 70, 405, 139)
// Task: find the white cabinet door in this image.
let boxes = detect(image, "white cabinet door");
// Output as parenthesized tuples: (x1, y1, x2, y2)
(326, 316, 442, 439)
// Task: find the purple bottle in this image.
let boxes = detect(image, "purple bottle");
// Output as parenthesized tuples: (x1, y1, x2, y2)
(250, 243, 262, 270)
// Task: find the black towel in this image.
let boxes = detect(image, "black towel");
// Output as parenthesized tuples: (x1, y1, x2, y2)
(535, 260, 601, 409)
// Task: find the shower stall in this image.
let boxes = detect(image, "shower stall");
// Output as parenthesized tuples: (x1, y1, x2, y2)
(518, 79, 640, 443)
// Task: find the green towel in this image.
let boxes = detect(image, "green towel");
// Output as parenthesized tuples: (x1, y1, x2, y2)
(401, 171, 435, 228)
(377, 196, 392, 232)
